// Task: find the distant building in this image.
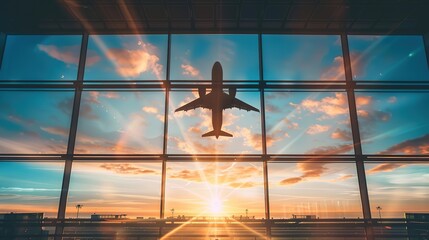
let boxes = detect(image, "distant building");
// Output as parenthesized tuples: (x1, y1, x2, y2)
(405, 213, 429, 240)
(90, 214, 128, 221)
(0, 213, 48, 240)
(292, 214, 317, 219)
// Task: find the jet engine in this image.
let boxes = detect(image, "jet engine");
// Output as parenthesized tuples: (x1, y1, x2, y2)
(229, 87, 236, 98)
(198, 87, 206, 97)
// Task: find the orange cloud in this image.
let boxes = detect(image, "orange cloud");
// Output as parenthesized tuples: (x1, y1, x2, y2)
(169, 163, 261, 188)
(306, 144, 354, 154)
(356, 96, 372, 106)
(279, 162, 328, 185)
(332, 174, 354, 182)
(40, 127, 69, 137)
(181, 64, 200, 77)
(297, 93, 349, 118)
(320, 56, 345, 80)
(280, 177, 302, 185)
(380, 134, 429, 154)
(367, 163, 404, 174)
(105, 47, 163, 79)
(306, 124, 330, 135)
(142, 106, 158, 114)
(38, 44, 100, 66)
(331, 128, 352, 141)
(99, 163, 158, 175)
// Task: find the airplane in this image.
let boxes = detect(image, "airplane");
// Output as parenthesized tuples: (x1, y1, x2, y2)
(175, 61, 259, 139)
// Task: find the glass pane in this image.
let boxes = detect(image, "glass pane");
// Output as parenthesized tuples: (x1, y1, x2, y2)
(66, 162, 162, 219)
(75, 91, 165, 154)
(266, 91, 354, 154)
(348, 35, 429, 81)
(167, 90, 262, 154)
(269, 162, 363, 219)
(356, 92, 429, 154)
(263, 35, 345, 81)
(366, 163, 429, 218)
(165, 162, 265, 219)
(0, 162, 64, 218)
(84, 35, 167, 80)
(0, 35, 82, 80)
(0, 91, 73, 154)
(170, 34, 259, 81)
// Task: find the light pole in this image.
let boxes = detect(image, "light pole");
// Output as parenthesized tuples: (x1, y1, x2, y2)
(171, 208, 175, 219)
(376, 206, 382, 219)
(75, 204, 83, 219)
(245, 209, 248, 219)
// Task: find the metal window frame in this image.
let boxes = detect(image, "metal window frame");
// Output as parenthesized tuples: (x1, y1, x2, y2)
(0, 32, 429, 240)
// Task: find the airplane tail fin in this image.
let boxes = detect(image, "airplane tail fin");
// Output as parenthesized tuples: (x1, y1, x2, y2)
(202, 130, 233, 138)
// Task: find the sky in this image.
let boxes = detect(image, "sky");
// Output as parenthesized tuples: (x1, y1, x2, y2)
(0, 34, 428, 219)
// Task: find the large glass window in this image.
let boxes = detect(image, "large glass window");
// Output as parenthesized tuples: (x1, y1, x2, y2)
(348, 35, 429, 81)
(0, 162, 64, 218)
(263, 35, 345, 81)
(170, 34, 259, 81)
(0, 91, 73, 154)
(356, 92, 429, 155)
(84, 35, 167, 80)
(165, 162, 265, 218)
(75, 91, 165, 154)
(266, 91, 354, 154)
(66, 162, 162, 218)
(167, 90, 262, 154)
(366, 163, 429, 218)
(0, 35, 82, 80)
(269, 162, 362, 219)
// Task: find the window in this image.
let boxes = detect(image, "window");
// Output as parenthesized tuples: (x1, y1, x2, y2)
(0, 35, 82, 80)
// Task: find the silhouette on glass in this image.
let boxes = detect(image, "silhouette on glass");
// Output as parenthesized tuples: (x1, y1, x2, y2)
(175, 62, 259, 138)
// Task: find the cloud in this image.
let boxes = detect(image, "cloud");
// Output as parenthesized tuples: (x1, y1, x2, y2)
(331, 128, 352, 141)
(38, 44, 100, 66)
(379, 134, 429, 154)
(388, 96, 397, 103)
(142, 106, 158, 114)
(306, 144, 354, 155)
(181, 64, 200, 77)
(367, 163, 404, 174)
(40, 127, 69, 137)
(169, 163, 261, 188)
(105, 47, 163, 79)
(279, 162, 328, 185)
(306, 124, 330, 135)
(7, 115, 35, 126)
(57, 98, 74, 116)
(357, 110, 391, 122)
(235, 127, 264, 150)
(332, 174, 354, 182)
(295, 93, 349, 118)
(283, 119, 299, 129)
(79, 103, 99, 120)
(356, 96, 372, 106)
(320, 56, 345, 80)
(99, 163, 158, 175)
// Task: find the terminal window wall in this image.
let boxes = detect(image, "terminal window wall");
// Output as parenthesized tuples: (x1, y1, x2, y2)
(0, 33, 428, 224)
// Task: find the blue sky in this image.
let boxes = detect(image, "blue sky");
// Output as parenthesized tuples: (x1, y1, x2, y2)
(0, 34, 428, 218)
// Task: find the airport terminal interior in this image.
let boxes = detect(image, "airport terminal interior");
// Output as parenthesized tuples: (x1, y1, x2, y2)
(0, 0, 429, 239)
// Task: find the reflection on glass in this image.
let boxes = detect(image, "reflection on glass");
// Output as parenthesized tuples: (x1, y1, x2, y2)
(356, 92, 429, 154)
(348, 35, 429, 81)
(0, 162, 64, 218)
(84, 35, 167, 80)
(269, 162, 362, 218)
(75, 91, 165, 154)
(366, 163, 429, 218)
(170, 34, 259, 81)
(165, 162, 264, 218)
(0, 91, 73, 154)
(263, 35, 344, 80)
(265, 91, 353, 154)
(66, 162, 161, 218)
(167, 90, 261, 154)
(0, 35, 82, 80)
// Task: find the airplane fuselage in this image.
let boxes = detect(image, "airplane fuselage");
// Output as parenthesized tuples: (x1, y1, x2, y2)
(211, 62, 224, 138)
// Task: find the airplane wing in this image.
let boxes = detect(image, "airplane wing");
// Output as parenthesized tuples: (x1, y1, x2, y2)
(222, 93, 259, 112)
(175, 93, 215, 112)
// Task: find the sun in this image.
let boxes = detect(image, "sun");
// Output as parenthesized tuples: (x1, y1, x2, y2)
(208, 198, 224, 216)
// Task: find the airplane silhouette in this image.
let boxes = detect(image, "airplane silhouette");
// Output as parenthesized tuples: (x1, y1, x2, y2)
(175, 62, 259, 138)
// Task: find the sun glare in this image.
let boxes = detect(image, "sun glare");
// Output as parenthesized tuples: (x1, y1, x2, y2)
(208, 198, 224, 216)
